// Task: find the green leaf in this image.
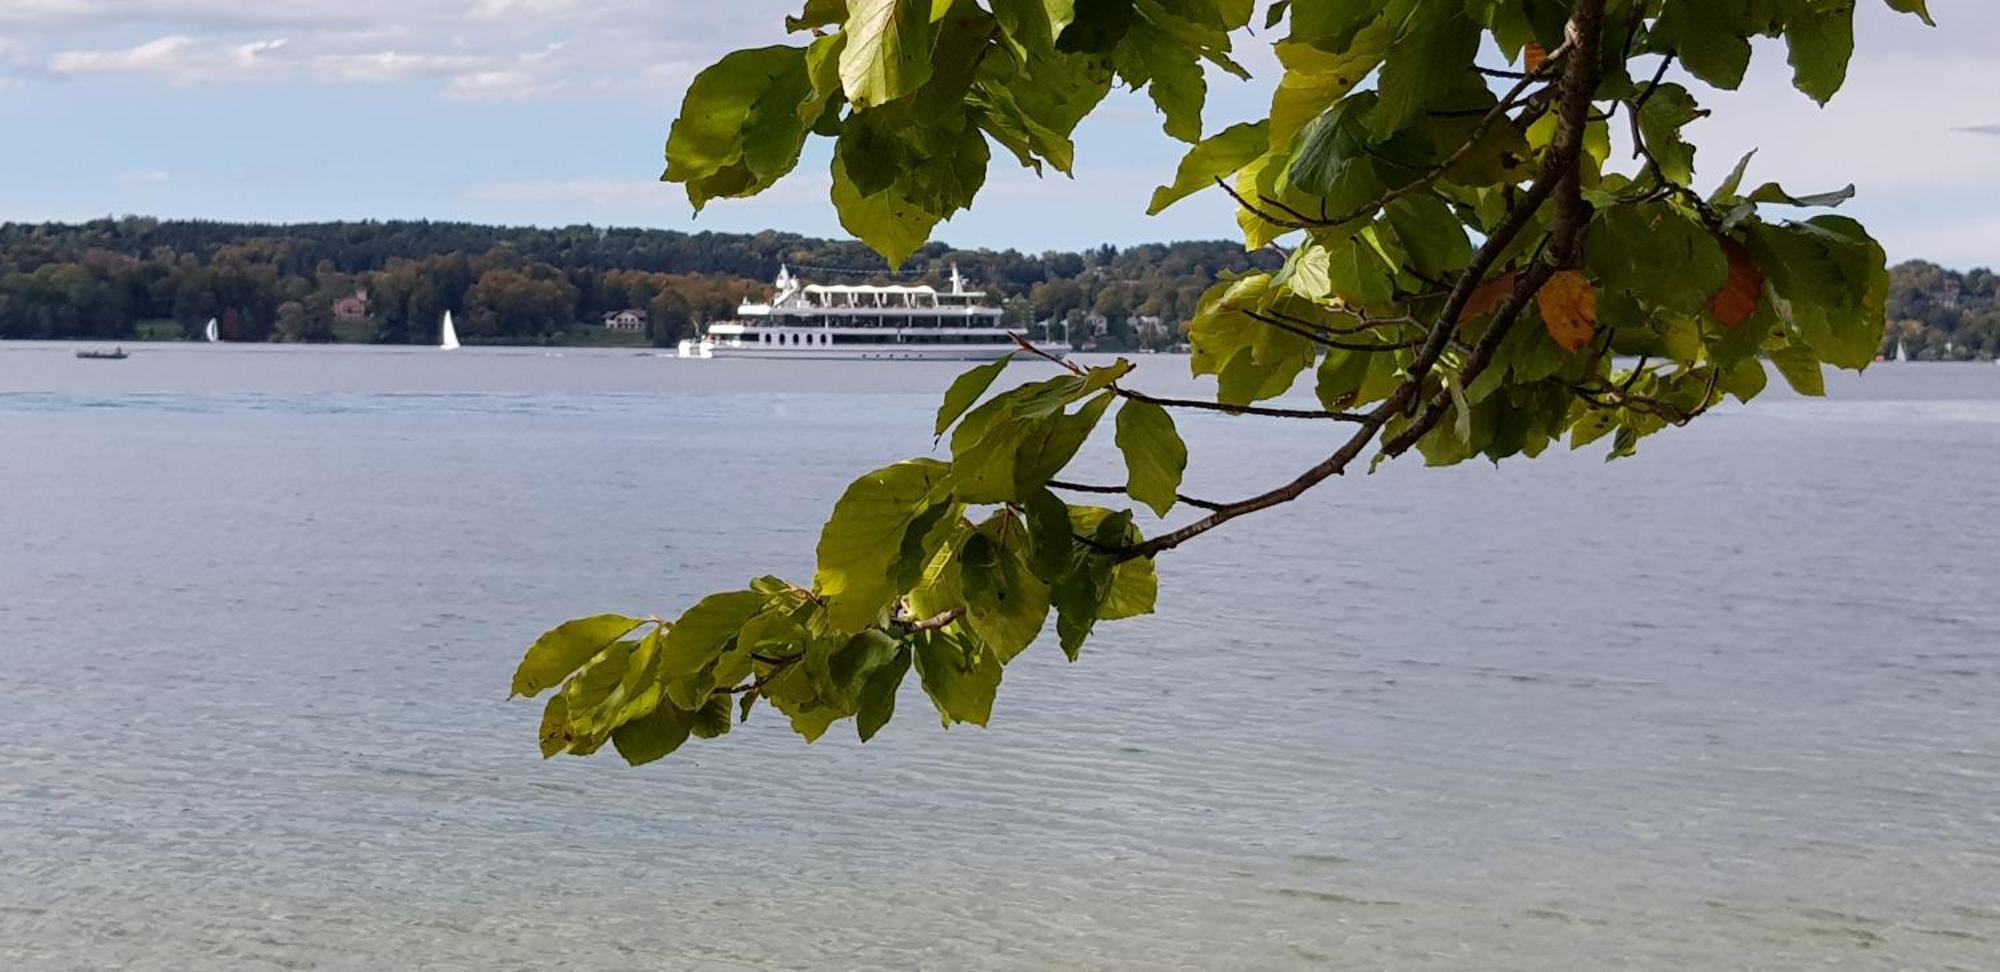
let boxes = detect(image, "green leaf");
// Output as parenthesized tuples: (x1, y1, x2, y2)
(839, 0, 934, 108)
(664, 46, 817, 211)
(935, 355, 1014, 437)
(1268, 19, 1390, 151)
(1315, 345, 1400, 410)
(1284, 243, 1332, 299)
(831, 152, 940, 269)
(1746, 182, 1855, 208)
(1769, 346, 1826, 396)
(1384, 194, 1472, 280)
(830, 114, 989, 266)
(1098, 553, 1157, 621)
(511, 614, 645, 697)
(787, 0, 849, 32)
(891, 500, 959, 591)
(1785, 3, 1856, 105)
(559, 639, 644, 744)
(1584, 202, 1728, 316)
(610, 703, 694, 766)
(1717, 354, 1769, 404)
(1884, 0, 1934, 27)
(913, 629, 1002, 726)
(1286, 95, 1387, 213)
(1636, 84, 1700, 187)
(659, 589, 770, 707)
(1012, 390, 1115, 495)
(855, 644, 912, 741)
(1711, 150, 1756, 203)
(537, 694, 571, 758)
(1743, 216, 1889, 369)
(689, 695, 735, 739)
(1651, 0, 1752, 90)
(959, 512, 1053, 662)
(1287, 0, 1383, 50)
(1023, 487, 1076, 582)
(1323, 233, 1395, 312)
(969, 52, 1094, 175)
(1114, 398, 1187, 517)
(1147, 121, 1268, 215)
(1051, 507, 1151, 658)
(1370, 7, 1480, 138)
(1116, 20, 1208, 142)
(815, 459, 952, 631)
(1264, 0, 1289, 31)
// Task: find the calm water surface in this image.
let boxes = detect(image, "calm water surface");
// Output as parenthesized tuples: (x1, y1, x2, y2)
(3, 343, 1998, 970)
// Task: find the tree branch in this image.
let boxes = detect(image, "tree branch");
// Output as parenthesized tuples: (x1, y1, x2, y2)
(1119, 0, 1608, 563)
(1047, 479, 1227, 512)
(1116, 386, 1368, 422)
(1244, 309, 1425, 352)
(892, 607, 965, 634)
(1280, 43, 1572, 230)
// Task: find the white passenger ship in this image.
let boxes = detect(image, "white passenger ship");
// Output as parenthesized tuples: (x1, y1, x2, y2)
(677, 265, 1064, 361)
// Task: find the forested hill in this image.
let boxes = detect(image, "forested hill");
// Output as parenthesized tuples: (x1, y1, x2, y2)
(0, 217, 1278, 348)
(1886, 262, 2000, 361)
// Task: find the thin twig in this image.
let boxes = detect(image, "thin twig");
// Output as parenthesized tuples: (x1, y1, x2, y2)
(1244, 309, 1425, 352)
(892, 607, 965, 634)
(1214, 176, 1310, 229)
(1117, 387, 1368, 421)
(1047, 480, 1228, 512)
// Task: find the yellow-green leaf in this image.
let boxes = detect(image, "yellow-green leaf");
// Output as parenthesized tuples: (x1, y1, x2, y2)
(1113, 398, 1186, 517)
(511, 614, 645, 698)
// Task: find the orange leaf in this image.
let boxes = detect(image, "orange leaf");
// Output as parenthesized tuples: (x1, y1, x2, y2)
(1537, 270, 1598, 352)
(1456, 271, 1518, 330)
(1524, 42, 1548, 73)
(1708, 238, 1765, 329)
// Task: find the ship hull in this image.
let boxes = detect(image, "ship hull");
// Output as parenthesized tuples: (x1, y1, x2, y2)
(679, 340, 1065, 362)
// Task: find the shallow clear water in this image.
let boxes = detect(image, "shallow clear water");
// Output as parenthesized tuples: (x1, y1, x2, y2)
(3, 343, 1998, 970)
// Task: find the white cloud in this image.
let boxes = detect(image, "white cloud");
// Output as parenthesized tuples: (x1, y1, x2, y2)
(310, 50, 485, 84)
(49, 34, 194, 74)
(444, 69, 557, 101)
(6, 0, 784, 97)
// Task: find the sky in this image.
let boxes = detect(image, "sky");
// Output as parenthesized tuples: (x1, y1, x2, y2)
(0, 1, 1994, 266)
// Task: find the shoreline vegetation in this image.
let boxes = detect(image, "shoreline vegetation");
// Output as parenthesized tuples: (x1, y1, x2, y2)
(0, 217, 1271, 354)
(1, 217, 1992, 359)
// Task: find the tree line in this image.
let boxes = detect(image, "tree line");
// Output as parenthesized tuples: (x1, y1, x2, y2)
(1885, 262, 1999, 360)
(0, 217, 1277, 348)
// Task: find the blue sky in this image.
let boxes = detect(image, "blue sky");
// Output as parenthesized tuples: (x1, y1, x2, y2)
(0, 1, 1994, 266)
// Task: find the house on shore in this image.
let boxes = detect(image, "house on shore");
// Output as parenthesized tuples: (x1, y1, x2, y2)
(332, 289, 371, 320)
(603, 308, 648, 331)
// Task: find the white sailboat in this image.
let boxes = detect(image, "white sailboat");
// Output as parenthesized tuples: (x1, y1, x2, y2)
(439, 311, 461, 351)
(203, 317, 219, 343)
(1895, 340, 1910, 363)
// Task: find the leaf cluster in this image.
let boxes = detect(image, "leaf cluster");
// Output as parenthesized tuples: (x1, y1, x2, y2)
(540, 0, 1930, 765)
(519, 354, 1174, 763)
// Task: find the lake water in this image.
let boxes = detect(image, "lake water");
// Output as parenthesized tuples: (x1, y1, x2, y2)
(3, 343, 1998, 970)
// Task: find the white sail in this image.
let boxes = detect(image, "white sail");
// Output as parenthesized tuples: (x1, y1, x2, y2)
(204, 317, 219, 343)
(440, 311, 461, 351)
(1895, 341, 1909, 363)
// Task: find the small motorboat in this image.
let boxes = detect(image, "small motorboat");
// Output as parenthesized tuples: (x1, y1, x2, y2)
(76, 347, 129, 360)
